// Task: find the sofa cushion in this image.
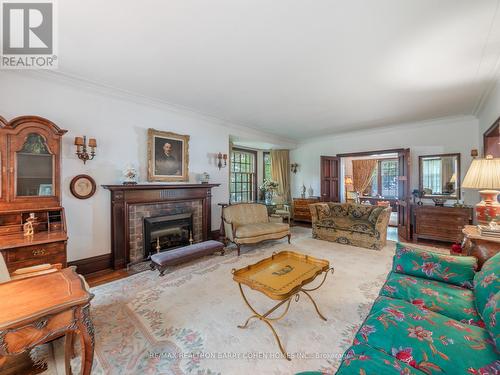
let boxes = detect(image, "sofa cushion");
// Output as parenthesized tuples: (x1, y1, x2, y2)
(393, 243, 477, 288)
(474, 252, 500, 317)
(327, 203, 349, 217)
(380, 272, 483, 326)
(316, 204, 331, 220)
(335, 344, 424, 375)
(354, 296, 499, 374)
(482, 291, 500, 349)
(223, 203, 269, 226)
(316, 217, 376, 235)
(348, 204, 373, 220)
(235, 222, 289, 238)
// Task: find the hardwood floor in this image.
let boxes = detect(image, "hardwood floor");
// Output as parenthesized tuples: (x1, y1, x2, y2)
(86, 268, 130, 287)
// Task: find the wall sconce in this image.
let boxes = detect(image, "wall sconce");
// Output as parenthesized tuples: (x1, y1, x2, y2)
(217, 152, 227, 169)
(290, 163, 299, 174)
(74, 136, 97, 164)
(470, 149, 479, 159)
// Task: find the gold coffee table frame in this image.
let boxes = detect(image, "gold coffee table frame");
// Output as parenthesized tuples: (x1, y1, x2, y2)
(232, 251, 334, 360)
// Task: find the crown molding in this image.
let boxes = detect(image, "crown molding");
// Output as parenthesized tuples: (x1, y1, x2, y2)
(4, 70, 297, 146)
(298, 114, 478, 144)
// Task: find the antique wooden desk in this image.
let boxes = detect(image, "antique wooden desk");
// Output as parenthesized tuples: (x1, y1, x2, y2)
(462, 225, 500, 269)
(0, 267, 94, 374)
(232, 251, 333, 360)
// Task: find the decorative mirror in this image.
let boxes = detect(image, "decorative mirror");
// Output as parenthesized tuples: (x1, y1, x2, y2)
(16, 133, 54, 196)
(419, 153, 460, 199)
(484, 116, 500, 157)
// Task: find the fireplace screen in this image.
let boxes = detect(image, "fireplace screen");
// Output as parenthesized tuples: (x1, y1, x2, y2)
(143, 213, 193, 259)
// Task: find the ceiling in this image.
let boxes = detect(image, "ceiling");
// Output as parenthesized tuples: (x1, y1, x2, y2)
(56, 0, 500, 140)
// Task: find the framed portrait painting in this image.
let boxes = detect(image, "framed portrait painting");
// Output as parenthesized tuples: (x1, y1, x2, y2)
(148, 129, 190, 182)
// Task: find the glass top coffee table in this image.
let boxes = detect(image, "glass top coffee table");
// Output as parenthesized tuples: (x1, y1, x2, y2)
(232, 250, 334, 360)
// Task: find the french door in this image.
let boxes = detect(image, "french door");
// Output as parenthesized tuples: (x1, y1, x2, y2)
(320, 156, 340, 202)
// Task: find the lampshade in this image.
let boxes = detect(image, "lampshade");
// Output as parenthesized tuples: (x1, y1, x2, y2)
(344, 176, 354, 185)
(74, 136, 84, 146)
(462, 156, 500, 189)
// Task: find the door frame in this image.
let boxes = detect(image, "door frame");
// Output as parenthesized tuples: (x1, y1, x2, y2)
(336, 148, 408, 158)
(335, 148, 411, 240)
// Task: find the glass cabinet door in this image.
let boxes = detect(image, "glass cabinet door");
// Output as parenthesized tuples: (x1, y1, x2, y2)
(16, 133, 54, 197)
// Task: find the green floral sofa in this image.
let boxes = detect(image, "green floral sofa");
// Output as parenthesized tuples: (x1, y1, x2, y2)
(309, 203, 391, 250)
(299, 244, 500, 375)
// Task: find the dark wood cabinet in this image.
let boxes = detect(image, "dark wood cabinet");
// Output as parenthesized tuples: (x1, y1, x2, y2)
(293, 197, 320, 222)
(412, 205, 472, 243)
(0, 116, 68, 271)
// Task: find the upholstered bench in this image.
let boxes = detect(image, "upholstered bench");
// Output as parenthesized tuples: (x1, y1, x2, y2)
(150, 240, 225, 276)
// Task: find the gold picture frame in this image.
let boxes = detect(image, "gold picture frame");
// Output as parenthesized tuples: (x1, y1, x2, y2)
(147, 128, 190, 182)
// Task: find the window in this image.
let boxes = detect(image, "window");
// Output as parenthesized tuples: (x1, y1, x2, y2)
(368, 159, 398, 198)
(263, 152, 272, 181)
(422, 158, 442, 194)
(380, 159, 398, 197)
(230, 148, 257, 202)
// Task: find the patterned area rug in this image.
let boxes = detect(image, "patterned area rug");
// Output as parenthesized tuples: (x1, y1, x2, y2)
(39, 227, 402, 375)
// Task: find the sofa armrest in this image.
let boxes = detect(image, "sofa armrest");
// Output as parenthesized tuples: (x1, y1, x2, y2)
(393, 243, 477, 288)
(374, 207, 391, 232)
(223, 218, 236, 241)
(309, 203, 329, 223)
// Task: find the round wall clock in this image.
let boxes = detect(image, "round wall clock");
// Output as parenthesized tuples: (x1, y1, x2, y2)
(70, 174, 96, 199)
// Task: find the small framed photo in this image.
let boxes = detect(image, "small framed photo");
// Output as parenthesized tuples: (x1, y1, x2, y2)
(148, 129, 189, 182)
(38, 184, 52, 196)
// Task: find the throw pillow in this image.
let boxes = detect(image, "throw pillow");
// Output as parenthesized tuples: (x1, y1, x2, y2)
(393, 243, 477, 288)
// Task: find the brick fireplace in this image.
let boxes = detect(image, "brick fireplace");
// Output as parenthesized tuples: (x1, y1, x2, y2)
(129, 201, 202, 262)
(103, 184, 220, 269)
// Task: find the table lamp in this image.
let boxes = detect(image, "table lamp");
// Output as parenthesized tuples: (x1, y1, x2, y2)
(462, 155, 500, 224)
(344, 176, 354, 202)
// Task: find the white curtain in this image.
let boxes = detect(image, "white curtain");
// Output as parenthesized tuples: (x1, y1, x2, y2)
(422, 159, 442, 194)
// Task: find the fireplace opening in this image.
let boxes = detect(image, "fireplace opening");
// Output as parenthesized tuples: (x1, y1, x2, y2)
(143, 213, 193, 259)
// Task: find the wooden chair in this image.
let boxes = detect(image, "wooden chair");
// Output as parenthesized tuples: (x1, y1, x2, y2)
(272, 195, 291, 224)
(0, 253, 62, 284)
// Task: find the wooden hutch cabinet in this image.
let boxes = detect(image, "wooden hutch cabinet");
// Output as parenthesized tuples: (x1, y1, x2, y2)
(0, 116, 68, 273)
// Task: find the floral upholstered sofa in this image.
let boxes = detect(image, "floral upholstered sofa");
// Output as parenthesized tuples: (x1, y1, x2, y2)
(299, 244, 500, 375)
(309, 203, 391, 250)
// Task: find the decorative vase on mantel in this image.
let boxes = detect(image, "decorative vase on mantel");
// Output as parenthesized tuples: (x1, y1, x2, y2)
(122, 164, 138, 185)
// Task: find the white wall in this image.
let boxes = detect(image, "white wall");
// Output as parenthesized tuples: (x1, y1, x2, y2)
(0, 71, 295, 262)
(478, 80, 500, 153)
(291, 116, 480, 205)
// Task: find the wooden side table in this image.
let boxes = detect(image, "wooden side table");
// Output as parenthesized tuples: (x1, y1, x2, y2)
(462, 225, 500, 269)
(0, 267, 94, 374)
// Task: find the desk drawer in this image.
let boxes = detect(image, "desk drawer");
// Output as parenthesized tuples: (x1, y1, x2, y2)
(2, 309, 75, 355)
(7, 242, 65, 263)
